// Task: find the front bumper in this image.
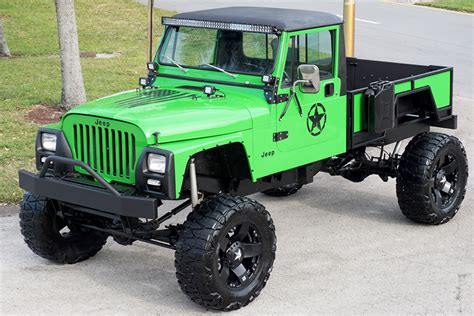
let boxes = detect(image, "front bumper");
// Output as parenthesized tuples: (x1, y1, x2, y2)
(19, 156, 159, 219)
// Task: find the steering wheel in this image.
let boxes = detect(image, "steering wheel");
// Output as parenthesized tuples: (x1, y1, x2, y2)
(243, 62, 260, 72)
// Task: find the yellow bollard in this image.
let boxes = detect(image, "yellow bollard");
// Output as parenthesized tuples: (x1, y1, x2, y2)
(148, 0, 155, 62)
(343, 0, 355, 57)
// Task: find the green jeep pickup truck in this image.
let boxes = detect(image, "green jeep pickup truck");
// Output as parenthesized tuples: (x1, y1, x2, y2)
(19, 7, 468, 311)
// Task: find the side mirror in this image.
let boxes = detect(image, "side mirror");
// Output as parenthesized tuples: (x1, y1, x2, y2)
(297, 64, 320, 93)
(279, 64, 321, 121)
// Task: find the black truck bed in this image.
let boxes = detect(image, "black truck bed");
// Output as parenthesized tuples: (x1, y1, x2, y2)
(345, 58, 455, 149)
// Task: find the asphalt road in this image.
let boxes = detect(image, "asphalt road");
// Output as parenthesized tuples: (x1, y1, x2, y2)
(1, 1, 473, 314)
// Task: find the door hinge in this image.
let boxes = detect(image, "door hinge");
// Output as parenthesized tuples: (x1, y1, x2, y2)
(273, 131, 288, 142)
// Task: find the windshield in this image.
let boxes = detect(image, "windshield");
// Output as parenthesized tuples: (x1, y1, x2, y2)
(158, 27, 279, 76)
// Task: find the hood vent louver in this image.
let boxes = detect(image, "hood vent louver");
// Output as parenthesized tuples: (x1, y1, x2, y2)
(115, 89, 195, 108)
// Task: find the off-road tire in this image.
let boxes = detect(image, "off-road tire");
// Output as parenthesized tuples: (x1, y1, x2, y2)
(175, 195, 276, 311)
(397, 132, 468, 225)
(262, 183, 302, 197)
(19, 192, 108, 264)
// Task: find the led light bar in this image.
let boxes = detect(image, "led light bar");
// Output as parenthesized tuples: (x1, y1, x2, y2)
(162, 17, 278, 34)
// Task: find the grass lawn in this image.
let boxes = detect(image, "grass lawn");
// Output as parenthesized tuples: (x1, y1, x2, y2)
(0, 0, 173, 203)
(417, 0, 473, 13)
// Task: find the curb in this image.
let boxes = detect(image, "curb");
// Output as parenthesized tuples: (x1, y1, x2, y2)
(0, 205, 20, 218)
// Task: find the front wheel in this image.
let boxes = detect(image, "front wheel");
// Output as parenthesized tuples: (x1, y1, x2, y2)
(396, 133, 468, 225)
(19, 193, 108, 263)
(175, 195, 276, 311)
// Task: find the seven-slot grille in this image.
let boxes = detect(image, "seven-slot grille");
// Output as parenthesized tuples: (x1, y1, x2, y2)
(72, 124, 137, 180)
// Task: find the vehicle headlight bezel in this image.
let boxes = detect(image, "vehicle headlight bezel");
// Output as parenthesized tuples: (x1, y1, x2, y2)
(41, 133, 57, 152)
(147, 153, 166, 174)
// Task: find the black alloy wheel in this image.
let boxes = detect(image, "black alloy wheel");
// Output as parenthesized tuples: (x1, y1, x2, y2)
(217, 222, 263, 289)
(397, 132, 468, 225)
(175, 195, 276, 311)
(431, 152, 460, 209)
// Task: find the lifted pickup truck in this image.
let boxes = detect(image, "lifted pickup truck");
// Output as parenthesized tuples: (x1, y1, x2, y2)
(19, 7, 468, 311)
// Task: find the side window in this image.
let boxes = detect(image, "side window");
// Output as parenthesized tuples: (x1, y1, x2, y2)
(307, 31, 333, 71)
(282, 30, 334, 88)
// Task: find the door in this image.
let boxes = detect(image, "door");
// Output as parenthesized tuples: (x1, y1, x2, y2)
(276, 27, 346, 158)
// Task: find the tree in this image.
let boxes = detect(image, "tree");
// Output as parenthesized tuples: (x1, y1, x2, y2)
(54, 0, 86, 109)
(0, 20, 11, 58)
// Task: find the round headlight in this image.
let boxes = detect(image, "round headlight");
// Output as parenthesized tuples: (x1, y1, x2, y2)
(41, 133, 57, 152)
(148, 153, 166, 174)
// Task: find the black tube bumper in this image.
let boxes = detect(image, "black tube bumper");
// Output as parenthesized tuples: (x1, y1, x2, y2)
(19, 170, 159, 219)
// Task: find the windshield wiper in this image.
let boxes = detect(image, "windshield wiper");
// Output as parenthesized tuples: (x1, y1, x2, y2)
(163, 56, 188, 73)
(204, 63, 237, 79)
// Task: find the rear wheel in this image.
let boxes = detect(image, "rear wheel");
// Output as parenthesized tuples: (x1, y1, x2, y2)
(262, 183, 302, 197)
(396, 133, 468, 225)
(19, 193, 108, 263)
(175, 195, 276, 311)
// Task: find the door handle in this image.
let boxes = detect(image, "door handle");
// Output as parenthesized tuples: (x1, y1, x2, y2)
(325, 83, 335, 97)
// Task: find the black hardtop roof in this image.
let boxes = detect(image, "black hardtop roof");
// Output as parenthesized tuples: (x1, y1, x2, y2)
(173, 7, 342, 32)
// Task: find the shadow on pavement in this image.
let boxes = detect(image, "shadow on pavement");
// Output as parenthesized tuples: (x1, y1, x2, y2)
(78, 244, 206, 313)
(259, 175, 417, 226)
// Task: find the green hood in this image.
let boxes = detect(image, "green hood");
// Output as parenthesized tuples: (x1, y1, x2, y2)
(63, 88, 258, 144)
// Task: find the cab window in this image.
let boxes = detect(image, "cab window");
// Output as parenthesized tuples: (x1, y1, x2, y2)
(159, 27, 278, 75)
(243, 33, 277, 61)
(283, 30, 335, 87)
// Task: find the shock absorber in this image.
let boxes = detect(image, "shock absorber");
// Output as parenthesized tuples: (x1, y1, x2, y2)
(189, 159, 199, 208)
